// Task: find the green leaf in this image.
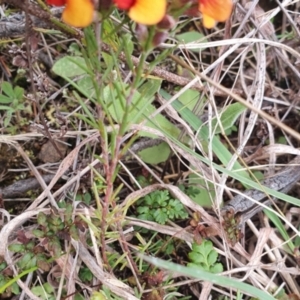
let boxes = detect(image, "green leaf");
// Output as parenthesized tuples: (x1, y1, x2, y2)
(17, 253, 33, 269)
(0, 104, 13, 110)
(70, 224, 80, 240)
(37, 212, 47, 225)
(188, 173, 214, 207)
(122, 33, 134, 70)
(0, 262, 7, 272)
(153, 209, 168, 224)
(1, 81, 15, 98)
(165, 92, 252, 182)
(79, 267, 93, 282)
(31, 283, 54, 299)
(189, 240, 220, 272)
(187, 262, 202, 269)
(210, 103, 247, 134)
(4, 110, 13, 127)
(8, 244, 25, 253)
(91, 291, 107, 300)
(138, 211, 153, 221)
(156, 190, 168, 206)
(178, 89, 201, 111)
(26, 241, 35, 251)
(77, 75, 95, 98)
(295, 226, 300, 247)
(207, 250, 218, 266)
(210, 263, 223, 273)
(176, 31, 206, 44)
(52, 56, 88, 78)
(169, 200, 188, 219)
(137, 206, 150, 214)
(0, 95, 13, 104)
(0, 260, 55, 295)
(11, 282, 20, 295)
(14, 86, 24, 101)
(143, 256, 276, 300)
(48, 238, 62, 258)
(75, 294, 86, 300)
(83, 193, 92, 205)
(144, 194, 154, 205)
(188, 252, 203, 264)
(138, 142, 171, 164)
(264, 209, 295, 253)
(102, 81, 180, 141)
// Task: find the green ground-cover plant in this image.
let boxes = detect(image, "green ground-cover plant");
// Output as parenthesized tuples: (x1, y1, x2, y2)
(31, 282, 55, 300)
(188, 240, 223, 273)
(135, 189, 188, 225)
(0, 262, 19, 298)
(0, 81, 31, 131)
(1, 1, 300, 299)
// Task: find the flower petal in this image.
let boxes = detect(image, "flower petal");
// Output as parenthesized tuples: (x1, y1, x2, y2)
(62, 0, 94, 27)
(199, 0, 232, 23)
(202, 14, 216, 28)
(128, 0, 167, 25)
(114, 0, 135, 10)
(47, 0, 66, 6)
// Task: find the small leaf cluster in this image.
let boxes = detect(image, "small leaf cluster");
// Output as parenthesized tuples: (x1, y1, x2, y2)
(136, 190, 188, 225)
(0, 81, 29, 128)
(31, 282, 55, 300)
(0, 261, 20, 297)
(79, 266, 93, 283)
(179, 184, 201, 198)
(91, 286, 124, 300)
(8, 240, 50, 272)
(32, 203, 83, 258)
(188, 240, 223, 273)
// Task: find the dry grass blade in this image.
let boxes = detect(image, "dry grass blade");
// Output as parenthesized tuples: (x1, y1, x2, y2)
(1, 0, 300, 298)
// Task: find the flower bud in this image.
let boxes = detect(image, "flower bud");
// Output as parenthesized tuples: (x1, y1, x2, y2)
(152, 31, 169, 47)
(157, 15, 176, 30)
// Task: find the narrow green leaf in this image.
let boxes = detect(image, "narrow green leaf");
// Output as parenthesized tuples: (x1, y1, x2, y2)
(143, 256, 276, 300)
(178, 89, 200, 111)
(264, 209, 295, 253)
(211, 102, 247, 134)
(169, 96, 250, 180)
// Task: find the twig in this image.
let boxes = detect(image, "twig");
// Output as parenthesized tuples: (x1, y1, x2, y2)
(2, 0, 81, 38)
(0, 7, 63, 38)
(222, 154, 300, 222)
(0, 174, 55, 198)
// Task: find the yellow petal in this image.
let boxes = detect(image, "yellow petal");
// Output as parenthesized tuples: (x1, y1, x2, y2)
(63, 0, 94, 27)
(199, 0, 232, 22)
(202, 14, 216, 29)
(128, 0, 167, 25)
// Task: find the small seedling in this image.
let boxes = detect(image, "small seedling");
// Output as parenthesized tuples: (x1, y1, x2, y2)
(188, 240, 223, 273)
(0, 81, 26, 127)
(136, 190, 188, 225)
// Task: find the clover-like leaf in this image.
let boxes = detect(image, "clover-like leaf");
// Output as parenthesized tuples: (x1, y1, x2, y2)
(188, 240, 223, 273)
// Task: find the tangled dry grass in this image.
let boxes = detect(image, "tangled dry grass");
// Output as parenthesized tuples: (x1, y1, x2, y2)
(0, 1, 300, 299)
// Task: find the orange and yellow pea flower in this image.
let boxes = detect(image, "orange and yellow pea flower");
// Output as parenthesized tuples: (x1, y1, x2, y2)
(47, 0, 94, 27)
(199, 0, 233, 28)
(47, 0, 230, 29)
(114, 0, 167, 25)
